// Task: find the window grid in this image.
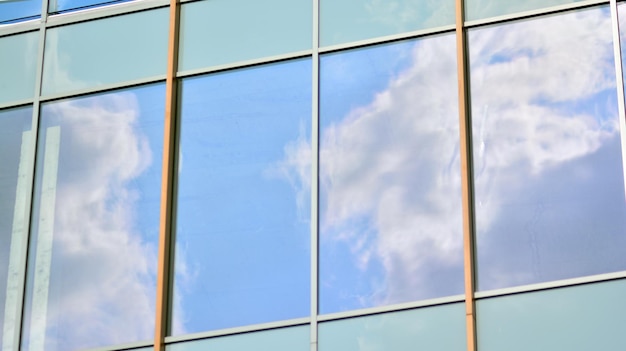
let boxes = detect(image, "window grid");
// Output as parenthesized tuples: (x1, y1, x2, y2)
(0, 0, 624, 350)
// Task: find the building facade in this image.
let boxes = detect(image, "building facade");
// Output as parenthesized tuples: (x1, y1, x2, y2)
(1, 0, 626, 350)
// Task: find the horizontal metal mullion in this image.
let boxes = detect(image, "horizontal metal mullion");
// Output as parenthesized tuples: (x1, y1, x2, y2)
(317, 295, 466, 323)
(0, 21, 40, 37)
(45, 0, 169, 28)
(0, 99, 36, 111)
(38, 75, 166, 103)
(164, 317, 311, 345)
(474, 272, 626, 300)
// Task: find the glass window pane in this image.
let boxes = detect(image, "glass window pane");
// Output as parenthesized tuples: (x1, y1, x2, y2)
(42, 9, 168, 97)
(320, 0, 454, 47)
(0, 0, 40, 24)
(179, 0, 311, 71)
(470, 6, 626, 291)
(0, 32, 38, 105)
(465, 0, 585, 21)
(0, 106, 33, 351)
(167, 326, 309, 351)
(319, 34, 463, 314)
(319, 303, 465, 351)
(477, 280, 626, 351)
(173, 59, 311, 335)
(49, 0, 131, 14)
(21, 84, 165, 351)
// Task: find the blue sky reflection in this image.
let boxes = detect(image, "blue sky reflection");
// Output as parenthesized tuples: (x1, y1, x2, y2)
(470, 6, 626, 291)
(173, 59, 311, 335)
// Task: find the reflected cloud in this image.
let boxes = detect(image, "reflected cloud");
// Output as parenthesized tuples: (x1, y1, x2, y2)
(25, 89, 164, 351)
(363, 0, 453, 32)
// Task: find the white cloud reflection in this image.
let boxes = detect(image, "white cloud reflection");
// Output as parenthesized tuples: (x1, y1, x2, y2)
(26, 91, 162, 351)
(278, 6, 624, 311)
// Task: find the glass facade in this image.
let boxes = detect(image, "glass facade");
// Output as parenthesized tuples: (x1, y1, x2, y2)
(1, 1, 626, 351)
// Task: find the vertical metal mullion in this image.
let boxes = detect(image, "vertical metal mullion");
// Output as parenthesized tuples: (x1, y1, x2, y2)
(610, 0, 626, 202)
(6, 1, 51, 350)
(455, 0, 477, 351)
(154, 0, 180, 350)
(310, 0, 320, 350)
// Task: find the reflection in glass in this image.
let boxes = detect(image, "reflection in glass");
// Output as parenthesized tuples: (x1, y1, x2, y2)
(49, 0, 130, 15)
(0, 0, 40, 24)
(319, 303, 466, 351)
(319, 35, 463, 314)
(167, 326, 309, 351)
(477, 280, 626, 351)
(465, 0, 584, 21)
(173, 59, 311, 335)
(179, 0, 311, 71)
(470, 7, 626, 291)
(0, 106, 33, 351)
(0, 32, 39, 105)
(320, 0, 454, 47)
(21, 84, 165, 351)
(41, 9, 168, 97)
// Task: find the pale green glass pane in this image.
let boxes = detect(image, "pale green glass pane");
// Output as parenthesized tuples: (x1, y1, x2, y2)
(179, 0, 311, 71)
(41, 9, 168, 96)
(477, 280, 626, 351)
(167, 326, 309, 351)
(320, 0, 454, 47)
(0, 32, 38, 104)
(319, 304, 466, 351)
(466, 0, 585, 21)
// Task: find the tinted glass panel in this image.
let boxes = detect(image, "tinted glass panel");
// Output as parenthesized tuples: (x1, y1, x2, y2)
(470, 7, 626, 291)
(320, 0, 454, 47)
(319, 34, 463, 314)
(0, 32, 38, 105)
(21, 84, 165, 351)
(319, 303, 465, 351)
(179, 0, 311, 71)
(173, 59, 311, 335)
(167, 326, 309, 351)
(0, 106, 33, 351)
(0, 0, 40, 23)
(477, 280, 626, 351)
(42, 9, 168, 96)
(465, 0, 585, 21)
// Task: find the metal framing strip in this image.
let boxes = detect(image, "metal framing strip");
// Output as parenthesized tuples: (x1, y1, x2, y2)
(310, 0, 320, 350)
(154, 0, 180, 349)
(455, 1, 477, 351)
(610, 0, 626, 203)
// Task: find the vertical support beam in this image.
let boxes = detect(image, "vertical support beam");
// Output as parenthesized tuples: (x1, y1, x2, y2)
(4, 2, 51, 350)
(610, 0, 626, 202)
(455, 1, 477, 351)
(155, 0, 180, 350)
(310, 0, 320, 351)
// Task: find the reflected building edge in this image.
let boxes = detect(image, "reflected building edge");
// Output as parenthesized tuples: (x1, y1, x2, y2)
(0, 0, 626, 351)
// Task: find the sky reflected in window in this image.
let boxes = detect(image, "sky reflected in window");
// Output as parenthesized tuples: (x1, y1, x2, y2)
(173, 59, 311, 335)
(469, 6, 626, 291)
(0, 0, 40, 24)
(21, 84, 164, 351)
(319, 34, 464, 314)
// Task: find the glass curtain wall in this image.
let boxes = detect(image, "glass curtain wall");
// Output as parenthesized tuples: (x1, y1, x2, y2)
(0, 0, 626, 351)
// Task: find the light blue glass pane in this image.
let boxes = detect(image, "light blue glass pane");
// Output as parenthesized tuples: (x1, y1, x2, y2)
(167, 326, 309, 351)
(41, 9, 168, 96)
(173, 59, 311, 335)
(466, 0, 585, 21)
(50, 0, 131, 14)
(0, 32, 38, 104)
(21, 84, 165, 351)
(0, 0, 40, 23)
(469, 6, 626, 291)
(179, 0, 311, 71)
(320, 0, 454, 47)
(477, 280, 626, 351)
(319, 303, 466, 351)
(319, 34, 463, 314)
(0, 106, 32, 351)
